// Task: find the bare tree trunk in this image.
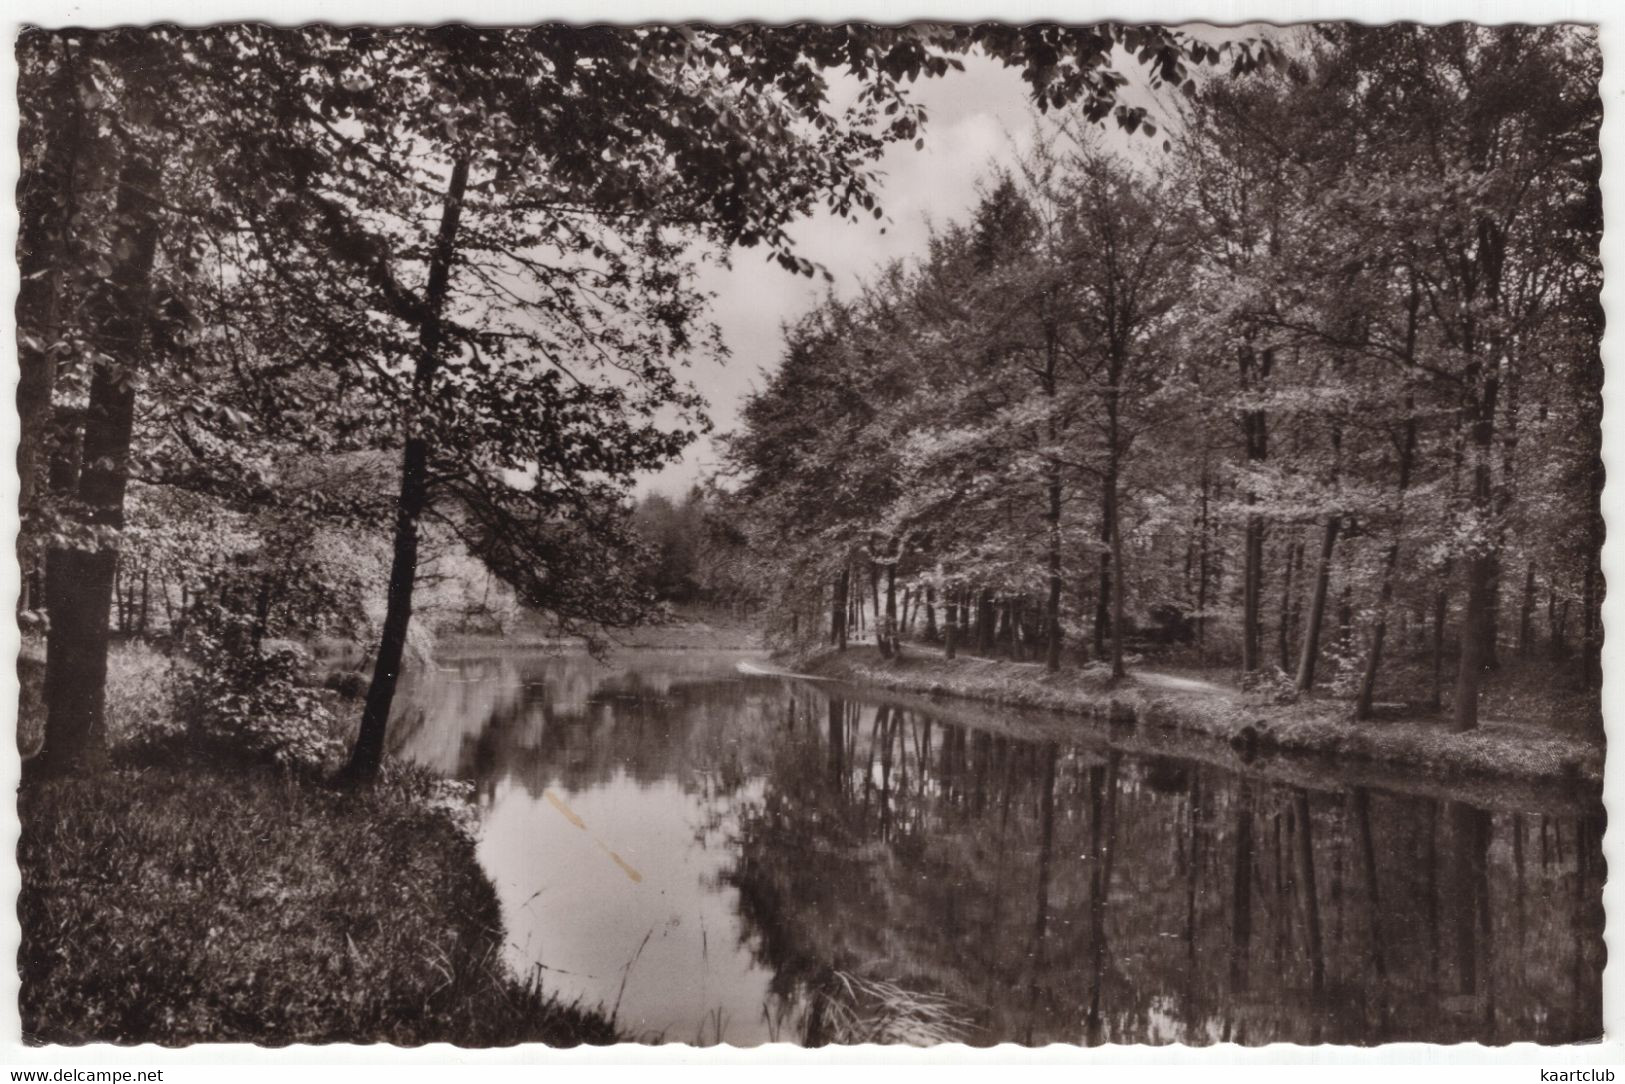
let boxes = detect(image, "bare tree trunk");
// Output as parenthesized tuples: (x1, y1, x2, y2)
(1105, 353, 1128, 680)
(138, 567, 151, 636)
(1276, 537, 1299, 673)
(1196, 461, 1212, 661)
(1295, 515, 1341, 693)
(831, 565, 849, 650)
(883, 561, 898, 658)
(33, 145, 162, 778)
(1355, 542, 1403, 721)
(870, 562, 882, 645)
(1239, 348, 1271, 673)
(1357, 414, 1419, 719)
(1581, 448, 1602, 692)
(979, 589, 996, 654)
(1046, 472, 1063, 672)
(1431, 572, 1452, 712)
(344, 155, 470, 784)
(1110, 512, 1127, 680)
(113, 563, 127, 635)
(17, 38, 88, 558)
(1094, 490, 1112, 659)
(1516, 564, 1536, 658)
(1453, 377, 1500, 733)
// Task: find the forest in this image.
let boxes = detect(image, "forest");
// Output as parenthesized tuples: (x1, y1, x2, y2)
(721, 23, 1603, 741)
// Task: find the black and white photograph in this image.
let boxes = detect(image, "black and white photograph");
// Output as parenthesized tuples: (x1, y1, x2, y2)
(5, 9, 1612, 1059)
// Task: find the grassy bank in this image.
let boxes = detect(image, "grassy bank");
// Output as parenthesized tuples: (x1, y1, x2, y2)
(789, 645, 1603, 789)
(16, 642, 618, 1047)
(18, 764, 617, 1046)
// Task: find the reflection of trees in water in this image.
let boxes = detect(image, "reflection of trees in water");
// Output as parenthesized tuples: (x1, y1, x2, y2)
(727, 689, 1604, 1046)
(391, 652, 786, 801)
(389, 661, 1602, 1046)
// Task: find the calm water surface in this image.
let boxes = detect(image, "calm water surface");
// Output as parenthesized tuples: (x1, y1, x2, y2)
(389, 648, 1603, 1047)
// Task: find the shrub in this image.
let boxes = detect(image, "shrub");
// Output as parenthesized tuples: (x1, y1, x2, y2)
(106, 641, 186, 752)
(322, 669, 369, 699)
(176, 606, 341, 774)
(1242, 665, 1299, 705)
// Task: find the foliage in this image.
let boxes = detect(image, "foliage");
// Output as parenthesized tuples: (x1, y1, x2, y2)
(720, 24, 1602, 729)
(104, 641, 186, 751)
(174, 605, 342, 774)
(14, 21, 1284, 776)
(631, 487, 762, 610)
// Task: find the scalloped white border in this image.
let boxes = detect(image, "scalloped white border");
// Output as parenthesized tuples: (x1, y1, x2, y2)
(1, 1, 1618, 1071)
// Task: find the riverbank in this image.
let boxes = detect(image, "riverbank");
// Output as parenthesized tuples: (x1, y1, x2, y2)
(16, 641, 618, 1046)
(787, 645, 1603, 790)
(17, 761, 618, 1046)
(314, 612, 765, 666)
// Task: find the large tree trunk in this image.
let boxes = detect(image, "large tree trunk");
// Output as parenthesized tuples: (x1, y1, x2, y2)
(1581, 449, 1603, 693)
(1046, 469, 1063, 672)
(1106, 358, 1127, 680)
(831, 565, 849, 650)
(1517, 564, 1537, 659)
(1357, 415, 1419, 720)
(870, 562, 882, 644)
(1110, 507, 1127, 681)
(1453, 383, 1499, 733)
(1042, 328, 1064, 673)
(1195, 461, 1212, 660)
(17, 39, 88, 563)
(883, 561, 898, 658)
(34, 149, 162, 777)
(1295, 516, 1341, 693)
(1239, 349, 1271, 673)
(1355, 541, 1402, 721)
(945, 586, 959, 660)
(1094, 488, 1112, 659)
(344, 155, 470, 784)
(978, 588, 996, 654)
(1276, 538, 1299, 673)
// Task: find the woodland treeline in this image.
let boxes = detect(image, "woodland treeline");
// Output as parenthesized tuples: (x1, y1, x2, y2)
(721, 24, 1603, 733)
(19, 23, 1288, 782)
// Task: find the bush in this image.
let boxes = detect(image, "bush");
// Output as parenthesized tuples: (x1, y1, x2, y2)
(322, 669, 369, 699)
(176, 607, 342, 774)
(1242, 665, 1299, 705)
(106, 641, 185, 751)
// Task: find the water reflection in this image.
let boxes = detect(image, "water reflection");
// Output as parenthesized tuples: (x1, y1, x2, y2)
(390, 649, 1604, 1046)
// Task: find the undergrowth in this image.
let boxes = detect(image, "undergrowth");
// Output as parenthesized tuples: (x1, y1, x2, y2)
(16, 635, 618, 1047)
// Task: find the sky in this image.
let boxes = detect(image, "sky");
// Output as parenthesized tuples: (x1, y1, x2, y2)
(635, 54, 1047, 498)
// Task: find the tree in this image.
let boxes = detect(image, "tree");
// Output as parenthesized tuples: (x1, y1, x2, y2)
(14, 23, 1277, 778)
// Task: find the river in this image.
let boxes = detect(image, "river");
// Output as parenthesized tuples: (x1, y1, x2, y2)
(386, 646, 1603, 1047)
